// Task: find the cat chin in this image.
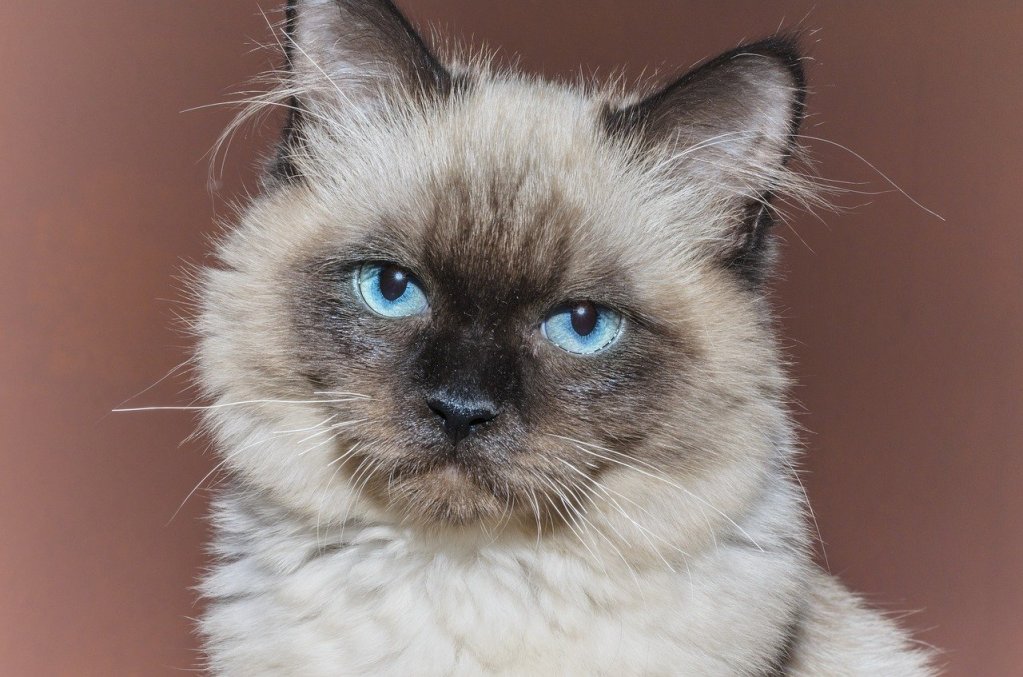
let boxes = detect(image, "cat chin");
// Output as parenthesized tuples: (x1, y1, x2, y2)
(366, 459, 513, 528)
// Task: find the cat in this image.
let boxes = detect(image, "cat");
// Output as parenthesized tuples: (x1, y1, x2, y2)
(194, 0, 935, 674)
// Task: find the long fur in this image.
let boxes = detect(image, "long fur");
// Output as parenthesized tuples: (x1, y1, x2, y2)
(193, 2, 935, 674)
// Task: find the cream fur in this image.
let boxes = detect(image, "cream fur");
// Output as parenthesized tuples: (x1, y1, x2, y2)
(200, 479, 930, 676)
(193, 3, 935, 674)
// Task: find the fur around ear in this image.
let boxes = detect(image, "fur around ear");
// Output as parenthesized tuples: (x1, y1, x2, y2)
(273, 0, 451, 180)
(605, 37, 807, 284)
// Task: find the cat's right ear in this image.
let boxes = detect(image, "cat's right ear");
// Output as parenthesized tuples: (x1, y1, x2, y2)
(272, 0, 451, 181)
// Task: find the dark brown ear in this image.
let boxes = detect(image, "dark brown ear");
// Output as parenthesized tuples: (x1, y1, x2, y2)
(606, 37, 807, 284)
(273, 0, 451, 180)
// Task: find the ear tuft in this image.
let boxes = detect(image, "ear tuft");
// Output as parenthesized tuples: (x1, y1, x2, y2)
(606, 36, 808, 285)
(272, 0, 452, 182)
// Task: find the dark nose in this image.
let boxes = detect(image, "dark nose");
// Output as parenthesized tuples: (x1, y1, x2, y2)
(427, 394, 499, 444)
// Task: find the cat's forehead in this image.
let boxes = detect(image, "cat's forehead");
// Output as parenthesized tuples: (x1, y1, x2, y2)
(353, 163, 619, 316)
(419, 171, 611, 309)
(256, 78, 700, 311)
(340, 82, 661, 299)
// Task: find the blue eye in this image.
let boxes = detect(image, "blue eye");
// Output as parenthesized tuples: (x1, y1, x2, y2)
(542, 301, 623, 355)
(355, 263, 428, 317)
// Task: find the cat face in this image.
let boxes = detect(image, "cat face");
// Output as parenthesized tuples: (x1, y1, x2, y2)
(282, 105, 693, 527)
(197, 0, 807, 540)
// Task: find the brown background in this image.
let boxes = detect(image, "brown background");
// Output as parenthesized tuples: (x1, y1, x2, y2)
(2, 2, 1019, 674)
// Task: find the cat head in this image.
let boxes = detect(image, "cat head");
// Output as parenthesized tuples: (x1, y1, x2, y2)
(197, 0, 807, 548)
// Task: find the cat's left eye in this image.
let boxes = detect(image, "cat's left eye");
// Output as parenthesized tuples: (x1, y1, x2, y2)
(542, 301, 623, 355)
(355, 263, 428, 317)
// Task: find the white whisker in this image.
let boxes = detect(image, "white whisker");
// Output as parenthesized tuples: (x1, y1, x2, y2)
(294, 419, 366, 457)
(316, 442, 361, 548)
(113, 396, 368, 413)
(532, 471, 609, 577)
(555, 456, 683, 573)
(548, 468, 639, 585)
(547, 433, 763, 552)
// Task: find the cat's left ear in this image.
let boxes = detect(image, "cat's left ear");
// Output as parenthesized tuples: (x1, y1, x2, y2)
(605, 38, 806, 283)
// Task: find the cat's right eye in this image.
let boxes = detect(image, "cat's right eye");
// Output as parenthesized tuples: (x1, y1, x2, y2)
(355, 263, 429, 317)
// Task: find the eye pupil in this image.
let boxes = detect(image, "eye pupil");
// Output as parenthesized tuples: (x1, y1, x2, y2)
(570, 301, 598, 336)
(378, 265, 408, 301)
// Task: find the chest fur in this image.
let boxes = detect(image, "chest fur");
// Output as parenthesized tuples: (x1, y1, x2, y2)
(201, 520, 803, 676)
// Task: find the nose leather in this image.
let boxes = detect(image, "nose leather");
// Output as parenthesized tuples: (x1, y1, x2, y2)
(427, 393, 499, 444)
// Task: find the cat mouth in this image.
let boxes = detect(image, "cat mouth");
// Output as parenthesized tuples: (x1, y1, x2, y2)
(354, 448, 512, 526)
(392, 448, 498, 490)
(346, 440, 592, 529)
